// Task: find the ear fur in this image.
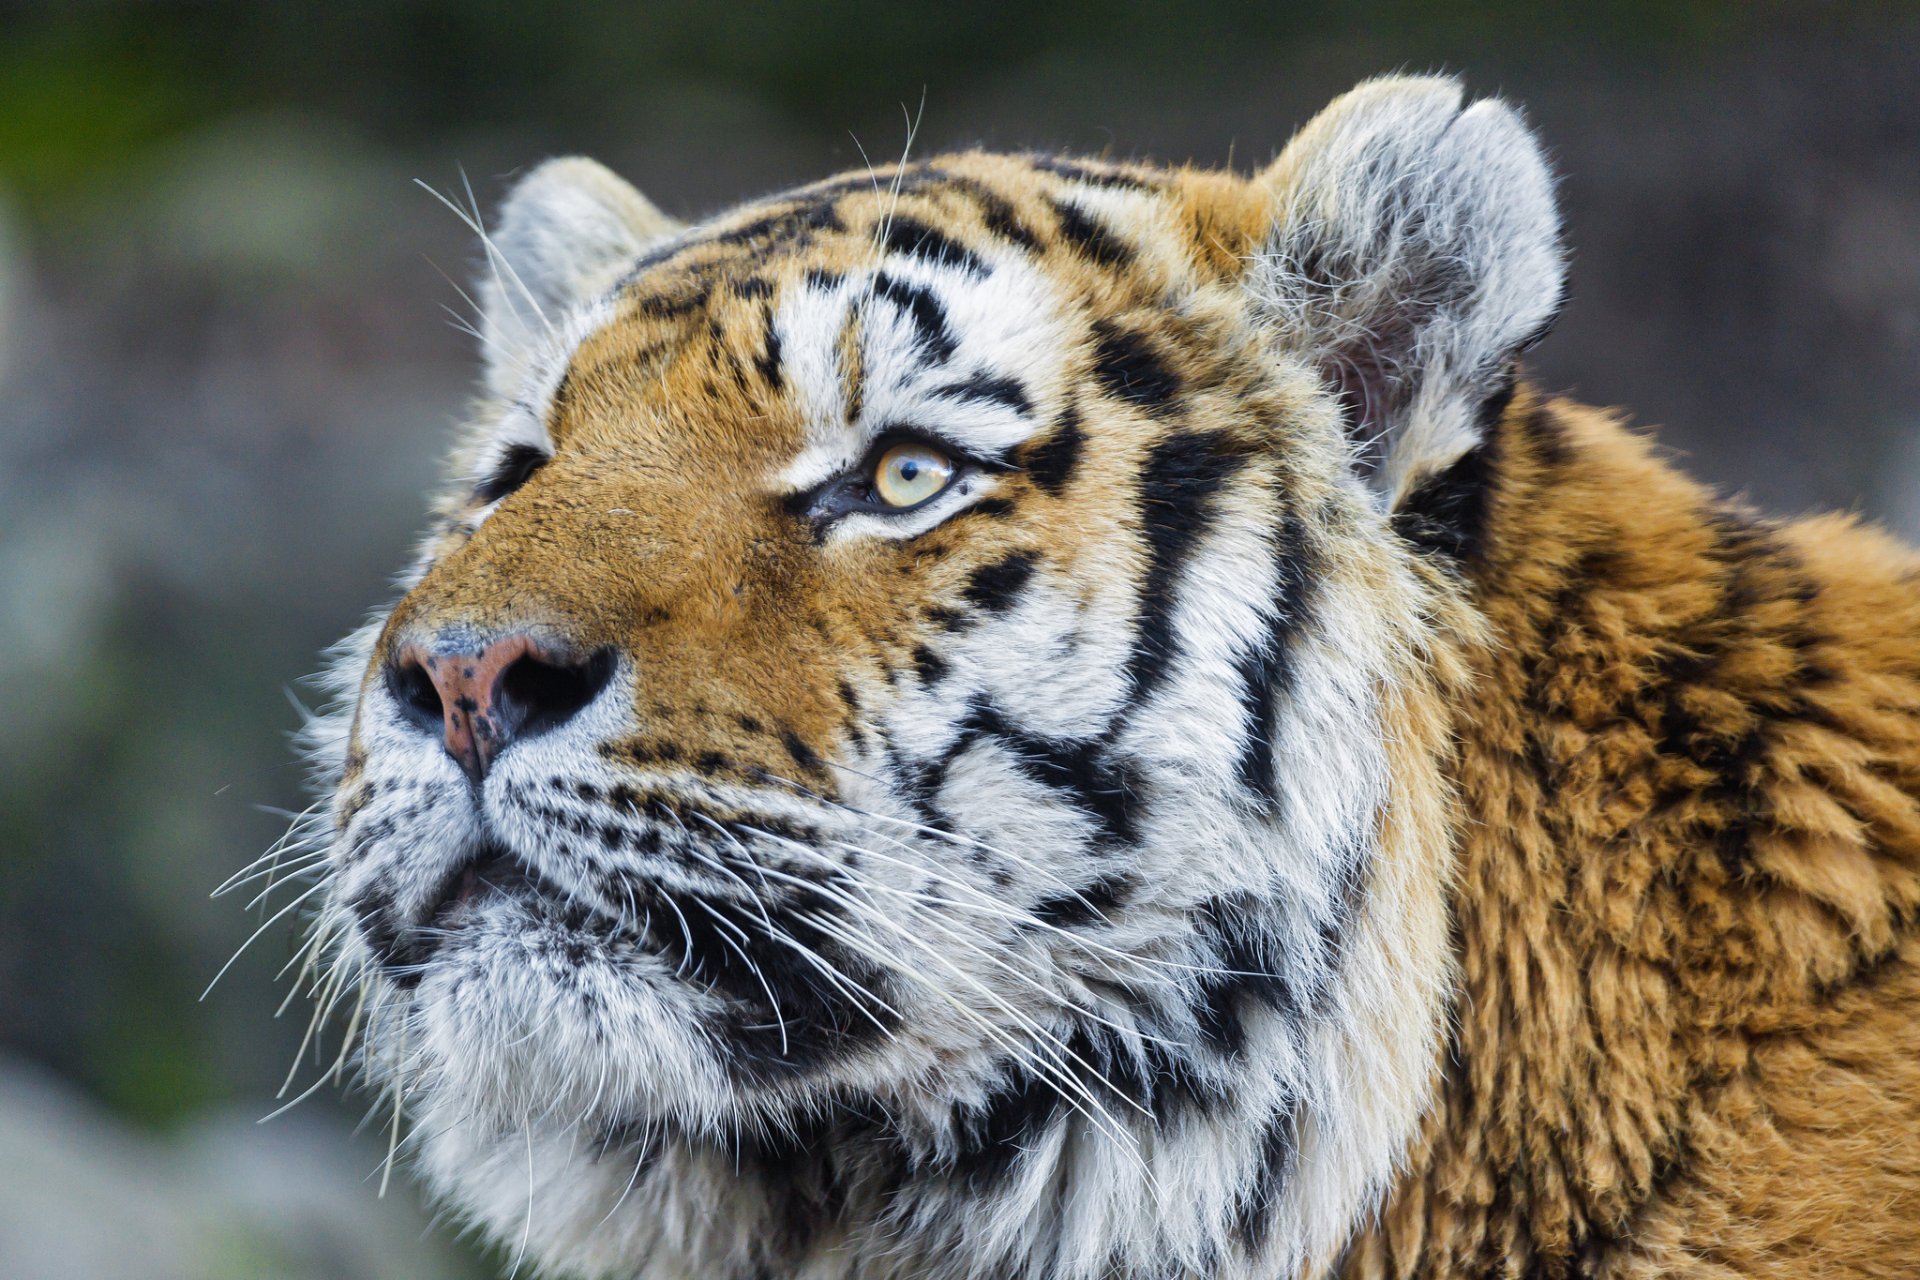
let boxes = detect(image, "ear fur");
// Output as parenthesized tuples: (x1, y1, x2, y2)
(478, 157, 682, 398)
(1250, 75, 1564, 506)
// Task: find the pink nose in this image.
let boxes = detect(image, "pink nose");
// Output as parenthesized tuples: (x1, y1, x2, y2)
(386, 635, 615, 782)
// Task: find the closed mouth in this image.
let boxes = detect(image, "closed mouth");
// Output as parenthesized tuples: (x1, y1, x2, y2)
(374, 841, 590, 987)
(426, 843, 525, 931)
(417, 839, 580, 943)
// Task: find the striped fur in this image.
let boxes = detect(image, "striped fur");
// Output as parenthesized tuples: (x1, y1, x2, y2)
(278, 76, 1920, 1278)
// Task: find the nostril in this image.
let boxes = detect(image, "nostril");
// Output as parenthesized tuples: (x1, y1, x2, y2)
(497, 647, 617, 739)
(388, 657, 445, 734)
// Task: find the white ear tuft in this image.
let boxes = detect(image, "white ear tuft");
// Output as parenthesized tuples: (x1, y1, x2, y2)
(1250, 75, 1564, 505)
(478, 157, 682, 398)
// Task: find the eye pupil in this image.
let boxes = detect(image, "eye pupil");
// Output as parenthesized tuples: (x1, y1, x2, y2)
(873, 442, 954, 509)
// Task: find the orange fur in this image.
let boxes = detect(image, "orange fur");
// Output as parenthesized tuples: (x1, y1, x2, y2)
(1343, 391, 1920, 1278)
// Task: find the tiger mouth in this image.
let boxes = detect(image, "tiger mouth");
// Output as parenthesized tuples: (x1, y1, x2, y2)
(424, 842, 534, 932)
(411, 839, 589, 957)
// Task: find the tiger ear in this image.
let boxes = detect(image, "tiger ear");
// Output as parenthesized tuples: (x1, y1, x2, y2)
(1249, 76, 1564, 507)
(478, 157, 683, 398)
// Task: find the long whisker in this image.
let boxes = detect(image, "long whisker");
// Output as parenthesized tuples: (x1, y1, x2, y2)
(677, 838, 901, 1034)
(756, 766, 1110, 906)
(415, 174, 551, 346)
(804, 841, 1185, 1048)
(781, 901, 1147, 1168)
(203, 878, 331, 1000)
(731, 826, 1153, 1133)
(729, 829, 1172, 1049)
(212, 807, 326, 897)
(221, 849, 329, 903)
(690, 898, 790, 1059)
(745, 800, 1216, 986)
(242, 858, 328, 911)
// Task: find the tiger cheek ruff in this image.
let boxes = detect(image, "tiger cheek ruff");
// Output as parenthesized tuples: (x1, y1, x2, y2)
(284, 76, 1920, 1279)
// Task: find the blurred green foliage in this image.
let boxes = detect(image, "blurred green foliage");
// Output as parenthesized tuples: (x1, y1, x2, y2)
(0, 0, 1822, 210)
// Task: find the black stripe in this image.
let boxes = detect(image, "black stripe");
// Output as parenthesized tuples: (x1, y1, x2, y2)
(680, 883, 900, 1082)
(1029, 873, 1137, 929)
(754, 313, 784, 391)
(966, 497, 1016, 519)
(935, 371, 1030, 415)
(1189, 899, 1305, 1058)
(1126, 431, 1246, 704)
(1392, 439, 1496, 563)
(879, 215, 987, 274)
(1234, 1100, 1304, 1249)
(1019, 404, 1083, 495)
(780, 726, 824, 775)
(961, 550, 1038, 613)
(1389, 378, 1511, 562)
(347, 885, 411, 983)
(1232, 512, 1313, 804)
(712, 198, 846, 248)
(1524, 399, 1572, 468)
(1029, 155, 1159, 190)
(885, 729, 954, 831)
(945, 1065, 1067, 1187)
(948, 177, 1042, 250)
(870, 272, 957, 363)
(634, 285, 712, 319)
(797, 165, 942, 202)
(1091, 321, 1180, 413)
(474, 443, 549, 503)
(911, 644, 947, 685)
(1051, 199, 1133, 268)
(1072, 1021, 1219, 1116)
(957, 701, 1141, 848)
(923, 604, 968, 631)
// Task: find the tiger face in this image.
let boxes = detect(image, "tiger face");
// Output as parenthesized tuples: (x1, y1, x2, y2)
(305, 76, 1562, 1278)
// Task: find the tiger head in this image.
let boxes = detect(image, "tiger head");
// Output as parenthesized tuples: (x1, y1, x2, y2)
(305, 75, 1563, 1278)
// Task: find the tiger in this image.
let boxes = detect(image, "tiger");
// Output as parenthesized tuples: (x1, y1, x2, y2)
(280, 74, 1920, 1278)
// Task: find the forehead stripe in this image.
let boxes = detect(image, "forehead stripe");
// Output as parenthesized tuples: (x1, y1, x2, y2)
(878, 214, 987, 274)
(870, 273, 958, 364)
(933, 371, 1032, 418)
(1091, 322, 1181, 414)
(1050, 198, 1135, 269)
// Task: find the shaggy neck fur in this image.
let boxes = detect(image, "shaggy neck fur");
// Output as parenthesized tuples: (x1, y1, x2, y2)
(1346, 388, 1920, 1278)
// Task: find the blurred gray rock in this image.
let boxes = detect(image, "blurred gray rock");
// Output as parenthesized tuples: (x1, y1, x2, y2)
(0, 1054, 474, 1280)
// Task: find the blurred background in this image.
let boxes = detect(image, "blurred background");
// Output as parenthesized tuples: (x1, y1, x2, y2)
(0, 2, 1915, 1276)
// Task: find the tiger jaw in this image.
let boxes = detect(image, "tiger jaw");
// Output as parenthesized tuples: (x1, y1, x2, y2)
(333, 725, 926, 1122)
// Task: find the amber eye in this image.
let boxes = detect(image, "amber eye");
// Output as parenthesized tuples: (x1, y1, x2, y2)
(872, 441, 955, 509)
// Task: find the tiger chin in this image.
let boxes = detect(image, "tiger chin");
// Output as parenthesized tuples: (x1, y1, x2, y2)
(284, 76, 1920, 1279)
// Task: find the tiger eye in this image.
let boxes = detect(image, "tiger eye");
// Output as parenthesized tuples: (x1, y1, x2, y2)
(873, 442, 955, 509)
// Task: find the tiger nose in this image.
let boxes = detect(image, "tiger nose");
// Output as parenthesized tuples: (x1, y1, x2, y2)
(385, 635, 616, 783)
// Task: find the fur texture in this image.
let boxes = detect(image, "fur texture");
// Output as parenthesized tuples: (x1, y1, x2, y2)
(272, 75, 1920, 1279)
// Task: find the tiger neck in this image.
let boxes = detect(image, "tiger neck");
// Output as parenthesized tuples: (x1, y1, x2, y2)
(1354, 385, 1902, 1273)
